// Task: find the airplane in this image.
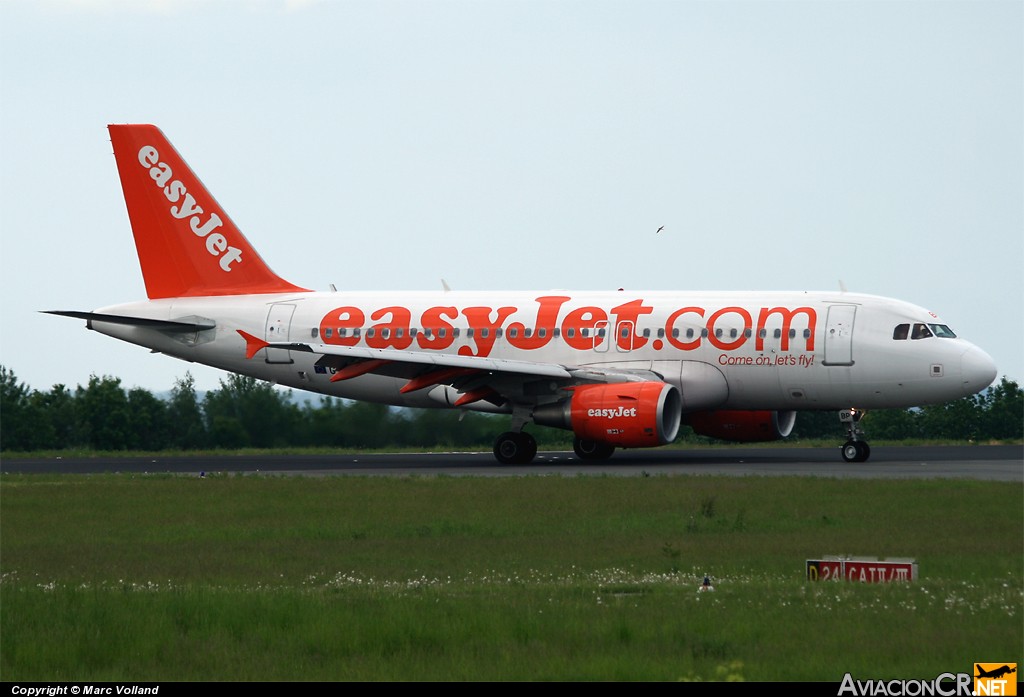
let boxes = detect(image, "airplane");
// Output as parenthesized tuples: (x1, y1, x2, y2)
(975, 665, 1016, 680)
(47, 125, 998, 465)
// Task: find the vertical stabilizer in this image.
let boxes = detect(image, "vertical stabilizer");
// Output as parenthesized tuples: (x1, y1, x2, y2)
(108, 124, 308, 299)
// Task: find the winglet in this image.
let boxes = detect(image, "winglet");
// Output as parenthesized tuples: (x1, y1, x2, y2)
(237, 330, 270, 359)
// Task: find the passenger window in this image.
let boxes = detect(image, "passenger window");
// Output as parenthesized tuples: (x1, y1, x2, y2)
(324, 327, 333, 338)
(509, 328, 518, 338)
(774, 329, 781, 339)
(311, 328, 319, 338)
(893, 324, 909, 340)
(803, 329, 811, 339)
(566, 328, 576, 338)
(366, 328, 375, 338)
(538, 328, 546, 338)
(467, 328, 474, 338)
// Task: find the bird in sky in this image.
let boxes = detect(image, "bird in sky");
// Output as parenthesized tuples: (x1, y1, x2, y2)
(656, 226, 664, 234)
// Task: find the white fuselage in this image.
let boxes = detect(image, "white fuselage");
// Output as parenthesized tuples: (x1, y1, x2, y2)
(91, 289, 996, 413)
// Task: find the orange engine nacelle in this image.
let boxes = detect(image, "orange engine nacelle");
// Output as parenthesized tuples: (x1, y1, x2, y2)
(534, 382, 682, 447)
(686, 410, 796, 442)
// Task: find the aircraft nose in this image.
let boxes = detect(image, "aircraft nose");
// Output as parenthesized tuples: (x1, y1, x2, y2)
(960, 345, 997, 393)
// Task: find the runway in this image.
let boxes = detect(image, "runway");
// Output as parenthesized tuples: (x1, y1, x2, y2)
(2, 445, 1021, 480)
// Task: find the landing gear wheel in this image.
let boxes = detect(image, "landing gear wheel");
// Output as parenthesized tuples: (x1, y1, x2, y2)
(841, 440, 871, 463)
(493, 431, 537, 465)
(519, 433, 537, 463)
(573, 438, 615, 461)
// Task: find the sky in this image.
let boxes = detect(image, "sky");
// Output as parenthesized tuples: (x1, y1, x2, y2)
(1, 0, 1021, 396)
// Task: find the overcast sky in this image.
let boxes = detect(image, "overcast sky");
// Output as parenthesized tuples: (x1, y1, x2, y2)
(1, 0, 1021, 396)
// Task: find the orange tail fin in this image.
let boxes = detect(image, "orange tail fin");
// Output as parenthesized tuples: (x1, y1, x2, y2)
(108, 124, 308, 299)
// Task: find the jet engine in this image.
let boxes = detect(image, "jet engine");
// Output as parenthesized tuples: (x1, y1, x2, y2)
(534, 382, 682, 447)
(686, 409, 796, 442)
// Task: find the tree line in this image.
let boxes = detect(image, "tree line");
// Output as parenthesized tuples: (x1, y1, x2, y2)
(1, 365, 1020, 452)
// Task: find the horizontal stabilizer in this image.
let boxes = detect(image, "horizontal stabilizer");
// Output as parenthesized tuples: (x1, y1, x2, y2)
(43, 310, 216, 332)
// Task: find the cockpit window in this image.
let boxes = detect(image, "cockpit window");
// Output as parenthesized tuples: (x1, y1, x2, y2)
(911, 323, 933, 339)
(895, 322, 956, 340)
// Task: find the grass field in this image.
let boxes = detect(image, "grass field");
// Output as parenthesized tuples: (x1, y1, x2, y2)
(1, 473, 1021, 681)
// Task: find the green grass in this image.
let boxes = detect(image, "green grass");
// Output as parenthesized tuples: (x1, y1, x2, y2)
(1, 474, 1021, 680)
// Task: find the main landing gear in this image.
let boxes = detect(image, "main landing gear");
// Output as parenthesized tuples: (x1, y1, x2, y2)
(493, 432, 618, 464)
(493, 406, 539, 465)
(839, 408, 871, 463)
(493, 431, 537, 465)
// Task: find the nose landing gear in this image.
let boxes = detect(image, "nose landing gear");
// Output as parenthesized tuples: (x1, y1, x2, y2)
(839, 408, 871, 462)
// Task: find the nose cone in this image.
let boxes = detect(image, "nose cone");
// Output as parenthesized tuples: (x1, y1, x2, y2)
(960, 345, 998, 395)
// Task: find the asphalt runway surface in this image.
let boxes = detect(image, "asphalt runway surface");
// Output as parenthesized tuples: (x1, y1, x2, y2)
(2, 445, 1021, 480)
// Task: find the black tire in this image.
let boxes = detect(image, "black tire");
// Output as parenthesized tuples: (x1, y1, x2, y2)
(519, 432, 537, 463)
(841, 441, 860, 463)
(493, 432, 537, 465)
(841, 440, 871, 463)
(856, 441, 871, 462)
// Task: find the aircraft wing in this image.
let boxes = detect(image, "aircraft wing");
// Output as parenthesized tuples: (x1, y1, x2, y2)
(237, 331, 661, 408)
